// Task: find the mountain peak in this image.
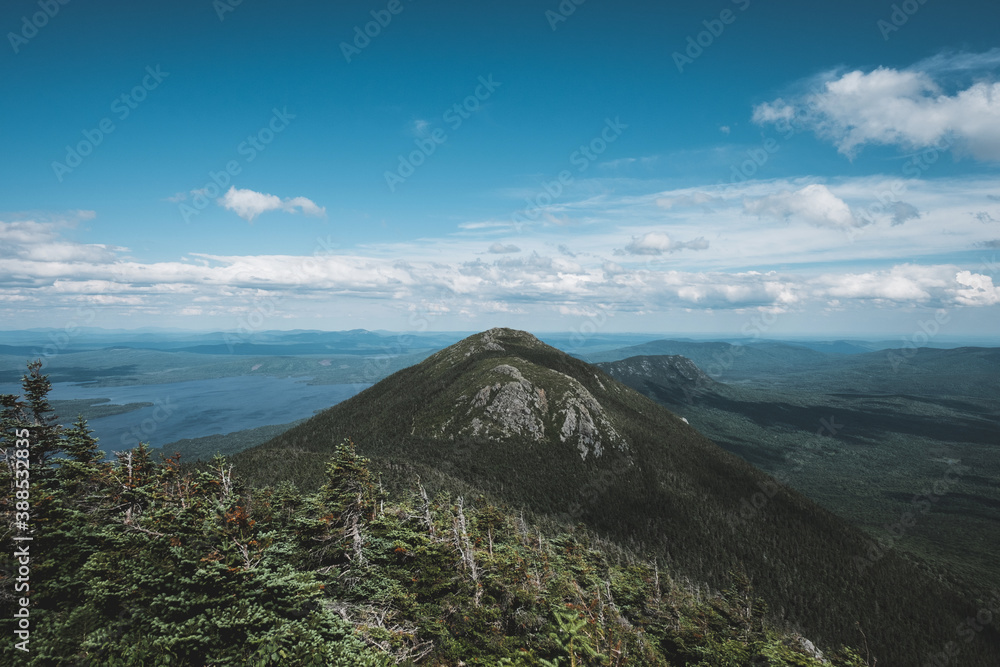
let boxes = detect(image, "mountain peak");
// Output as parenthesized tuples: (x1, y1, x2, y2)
(415, 329, 627, 460)
(430, 327, 548, 363)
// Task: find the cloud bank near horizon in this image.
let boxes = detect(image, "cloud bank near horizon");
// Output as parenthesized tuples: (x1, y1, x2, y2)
(2, 172, 998, 329)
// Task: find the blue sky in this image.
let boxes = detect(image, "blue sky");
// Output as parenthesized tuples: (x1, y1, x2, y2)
(2, 0, 999, 337)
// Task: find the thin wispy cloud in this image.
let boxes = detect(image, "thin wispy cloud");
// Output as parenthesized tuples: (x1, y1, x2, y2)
(488, 242, 521, 254)
(656, 192, 721, 210)
(4, 213, 999, 327)
(0, 212, 122, 270)
(915, 48, 1000, 74)
(598, 156, 659, 170)
(458, 220, 521, 233)
(557, 244, 577, 258)
(617, 232, 710, 256)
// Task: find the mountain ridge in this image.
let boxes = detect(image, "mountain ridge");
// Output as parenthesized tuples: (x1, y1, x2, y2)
(233, 328, 1000, 667)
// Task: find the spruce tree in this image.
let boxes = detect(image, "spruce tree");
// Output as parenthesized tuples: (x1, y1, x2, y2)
(63, 415, 103, 465)
(20, 360, 64, 482)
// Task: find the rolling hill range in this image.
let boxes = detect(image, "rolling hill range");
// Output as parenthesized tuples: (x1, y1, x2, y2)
(585, 339, 1000, 397)
(583, 339, 832, 381)
(760, 345, 1000, 397)
(233, 328, 1000, 667)
(596, 352, 1000, 591)
(0, 346, 429, 388)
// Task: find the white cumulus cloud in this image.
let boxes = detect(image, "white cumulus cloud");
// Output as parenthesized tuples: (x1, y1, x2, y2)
(744, 184, 863, 229)
(753, 52, 1000, 160)
(954, 270, 1000, 305)
(217, 187, 326, 222)
(817, 265, 941, 302)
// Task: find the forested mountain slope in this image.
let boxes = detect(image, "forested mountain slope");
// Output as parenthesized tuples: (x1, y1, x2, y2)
(235, 328, 1000, 666)
(1, 361, 870, 666)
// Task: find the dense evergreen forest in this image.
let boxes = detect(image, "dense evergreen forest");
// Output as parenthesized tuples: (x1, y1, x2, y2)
(0, 361, 877, 665)
(4, 343, 1000, 665)
(234, 330, 1000, 667)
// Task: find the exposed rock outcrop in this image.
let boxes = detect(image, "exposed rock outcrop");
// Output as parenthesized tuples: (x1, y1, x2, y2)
(456, 361, 624, 460)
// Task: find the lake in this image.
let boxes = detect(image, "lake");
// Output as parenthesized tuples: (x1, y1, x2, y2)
(0, 376, 369, 452)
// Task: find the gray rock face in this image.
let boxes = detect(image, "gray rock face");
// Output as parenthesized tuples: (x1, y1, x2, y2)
(459, 362, 624, 460)
(554, 374, 623, 460)
(480, 328, 506, 352)
(596, 355, 716, 403)
(796, 636, 827, 663)
(611, 355, 711, 385)
(466, 364, 547, 441)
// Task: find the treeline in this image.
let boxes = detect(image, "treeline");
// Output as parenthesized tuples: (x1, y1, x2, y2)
(0, 362, 865, 666)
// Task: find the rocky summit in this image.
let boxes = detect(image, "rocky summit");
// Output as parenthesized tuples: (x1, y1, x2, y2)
(425, 330, 626, 460)
(235, 326, 690, 493)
